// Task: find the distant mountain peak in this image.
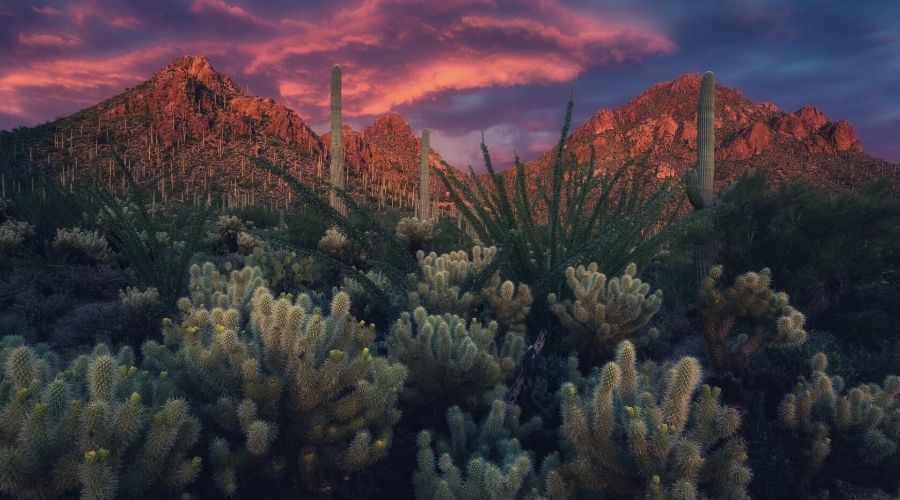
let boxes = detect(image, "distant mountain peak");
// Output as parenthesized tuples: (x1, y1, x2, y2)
(149, 54, 241, 97)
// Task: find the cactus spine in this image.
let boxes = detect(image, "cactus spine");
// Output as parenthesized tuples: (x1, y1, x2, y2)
(686, 71, 716, 284)
(418, 128, 430, 220)
(329, 65, 346, 216)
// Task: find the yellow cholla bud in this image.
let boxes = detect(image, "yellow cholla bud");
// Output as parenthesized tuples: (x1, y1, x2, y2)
(186, 326, 199, 335)
(128, 366, 137, 377)
(97, 449, 109, 461)
(160, 371, 168, 380)
(34, 402, 47, 415)
(192, 456, 202, 467)
(16, 388, 28, 400)
(85, 450, 97, 463)
(658, 424, 669, 434)
(651, 475, 661, 485)
(374, 439, 386, 450)
(302, 452, 316, 465)
(129, 392, 141, 404)
(215, 324, 226, 334)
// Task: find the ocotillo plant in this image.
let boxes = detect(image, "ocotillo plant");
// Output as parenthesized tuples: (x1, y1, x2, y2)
(686, 71, 716, 285)
(329, 65, 346, 216)
(419, 128, 430, 220)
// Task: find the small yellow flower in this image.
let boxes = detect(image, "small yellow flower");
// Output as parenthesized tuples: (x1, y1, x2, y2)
(214, 324, 226, 335)
(186, 326, 199, 336)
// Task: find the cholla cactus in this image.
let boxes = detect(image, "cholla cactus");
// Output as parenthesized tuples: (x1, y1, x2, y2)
(119, 287, 161, 317)
(409, 246, 498, 316)
(213, 215, 253, 254)
(52, 227, 110, 264)
(396, 217, 436, 251)
(236, 231, 259, 255)
(143, 264, 406, 496)
(778, 352, 900, 489)
(181, 262, 265, 315)
(0, 219, 34, 252)
(481, 273, 533, 334)
(388, 307, 524, 414)
(318, 226, 358, 262)
(245, 244, 319, 292)
(548, 262, 662, 362)
(550, 340, 750, 500)
(414, 399, 542, 499)
(696, 266, 807, 373)
(0, 341, 200, 499)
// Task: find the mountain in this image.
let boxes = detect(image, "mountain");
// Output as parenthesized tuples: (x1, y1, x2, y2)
(522, 73, 898, 194)
(0, 55, 452, 213)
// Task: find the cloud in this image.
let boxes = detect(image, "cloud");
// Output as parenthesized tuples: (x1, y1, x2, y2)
(31, 5, 62, 17)
(190, 0, 275, 28)
(17, 32, 82, 47)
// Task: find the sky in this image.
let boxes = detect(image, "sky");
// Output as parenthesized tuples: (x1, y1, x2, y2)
(1, 0, 898, 169)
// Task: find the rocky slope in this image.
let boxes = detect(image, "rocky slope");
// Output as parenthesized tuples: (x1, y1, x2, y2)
(0, 55, 454, 212)
(522, 73, 897, 194)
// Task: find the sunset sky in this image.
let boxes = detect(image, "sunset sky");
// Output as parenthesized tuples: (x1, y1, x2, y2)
(0, 0, 898, 168)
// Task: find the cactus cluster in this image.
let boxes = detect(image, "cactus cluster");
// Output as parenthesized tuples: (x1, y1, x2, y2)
(779, 352, 899, 487)
(53, 227, 111, 264)
(409, 246, 497, 316)
(318, 226, 359, 262)
(0, 219, 34, 252)
(696, 265, 807, 373)
(550, 340, 750, 499)
(395, 216, 436, 251)
(0, 340, 200, 499)
(388, 307, 525, 415)
(481, 272, 533, 334)
(142, 263, 406, 495)
(245, 244, 319, 291)
(548, 262, 662, 362)
(414, 399, 542, 500)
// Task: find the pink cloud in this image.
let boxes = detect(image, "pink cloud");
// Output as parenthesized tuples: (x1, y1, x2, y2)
(0, 46, 176, 117)
(17, 33, 83, 48)
(109, 15, 143, 29)
(243, 0, 675, 123)
(31, 5, 63, 17)
(190, 0, 273, 27)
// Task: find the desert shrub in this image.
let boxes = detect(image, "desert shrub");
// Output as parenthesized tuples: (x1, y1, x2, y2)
(705, 171, 900, 345)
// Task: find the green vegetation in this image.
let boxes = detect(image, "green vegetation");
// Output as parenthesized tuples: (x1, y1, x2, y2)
(0, 79, 897, 499)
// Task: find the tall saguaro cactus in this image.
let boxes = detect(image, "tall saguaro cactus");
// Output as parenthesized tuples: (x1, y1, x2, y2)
(329, 65, 346, 216)
(418, 128, 430, 220)
(686, 71, 716, 284)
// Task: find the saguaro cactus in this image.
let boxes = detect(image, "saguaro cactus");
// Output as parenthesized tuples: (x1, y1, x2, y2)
(418, 128, 430, 220)
(686, 71, 716, 284)
(329, 65, 346, 216)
